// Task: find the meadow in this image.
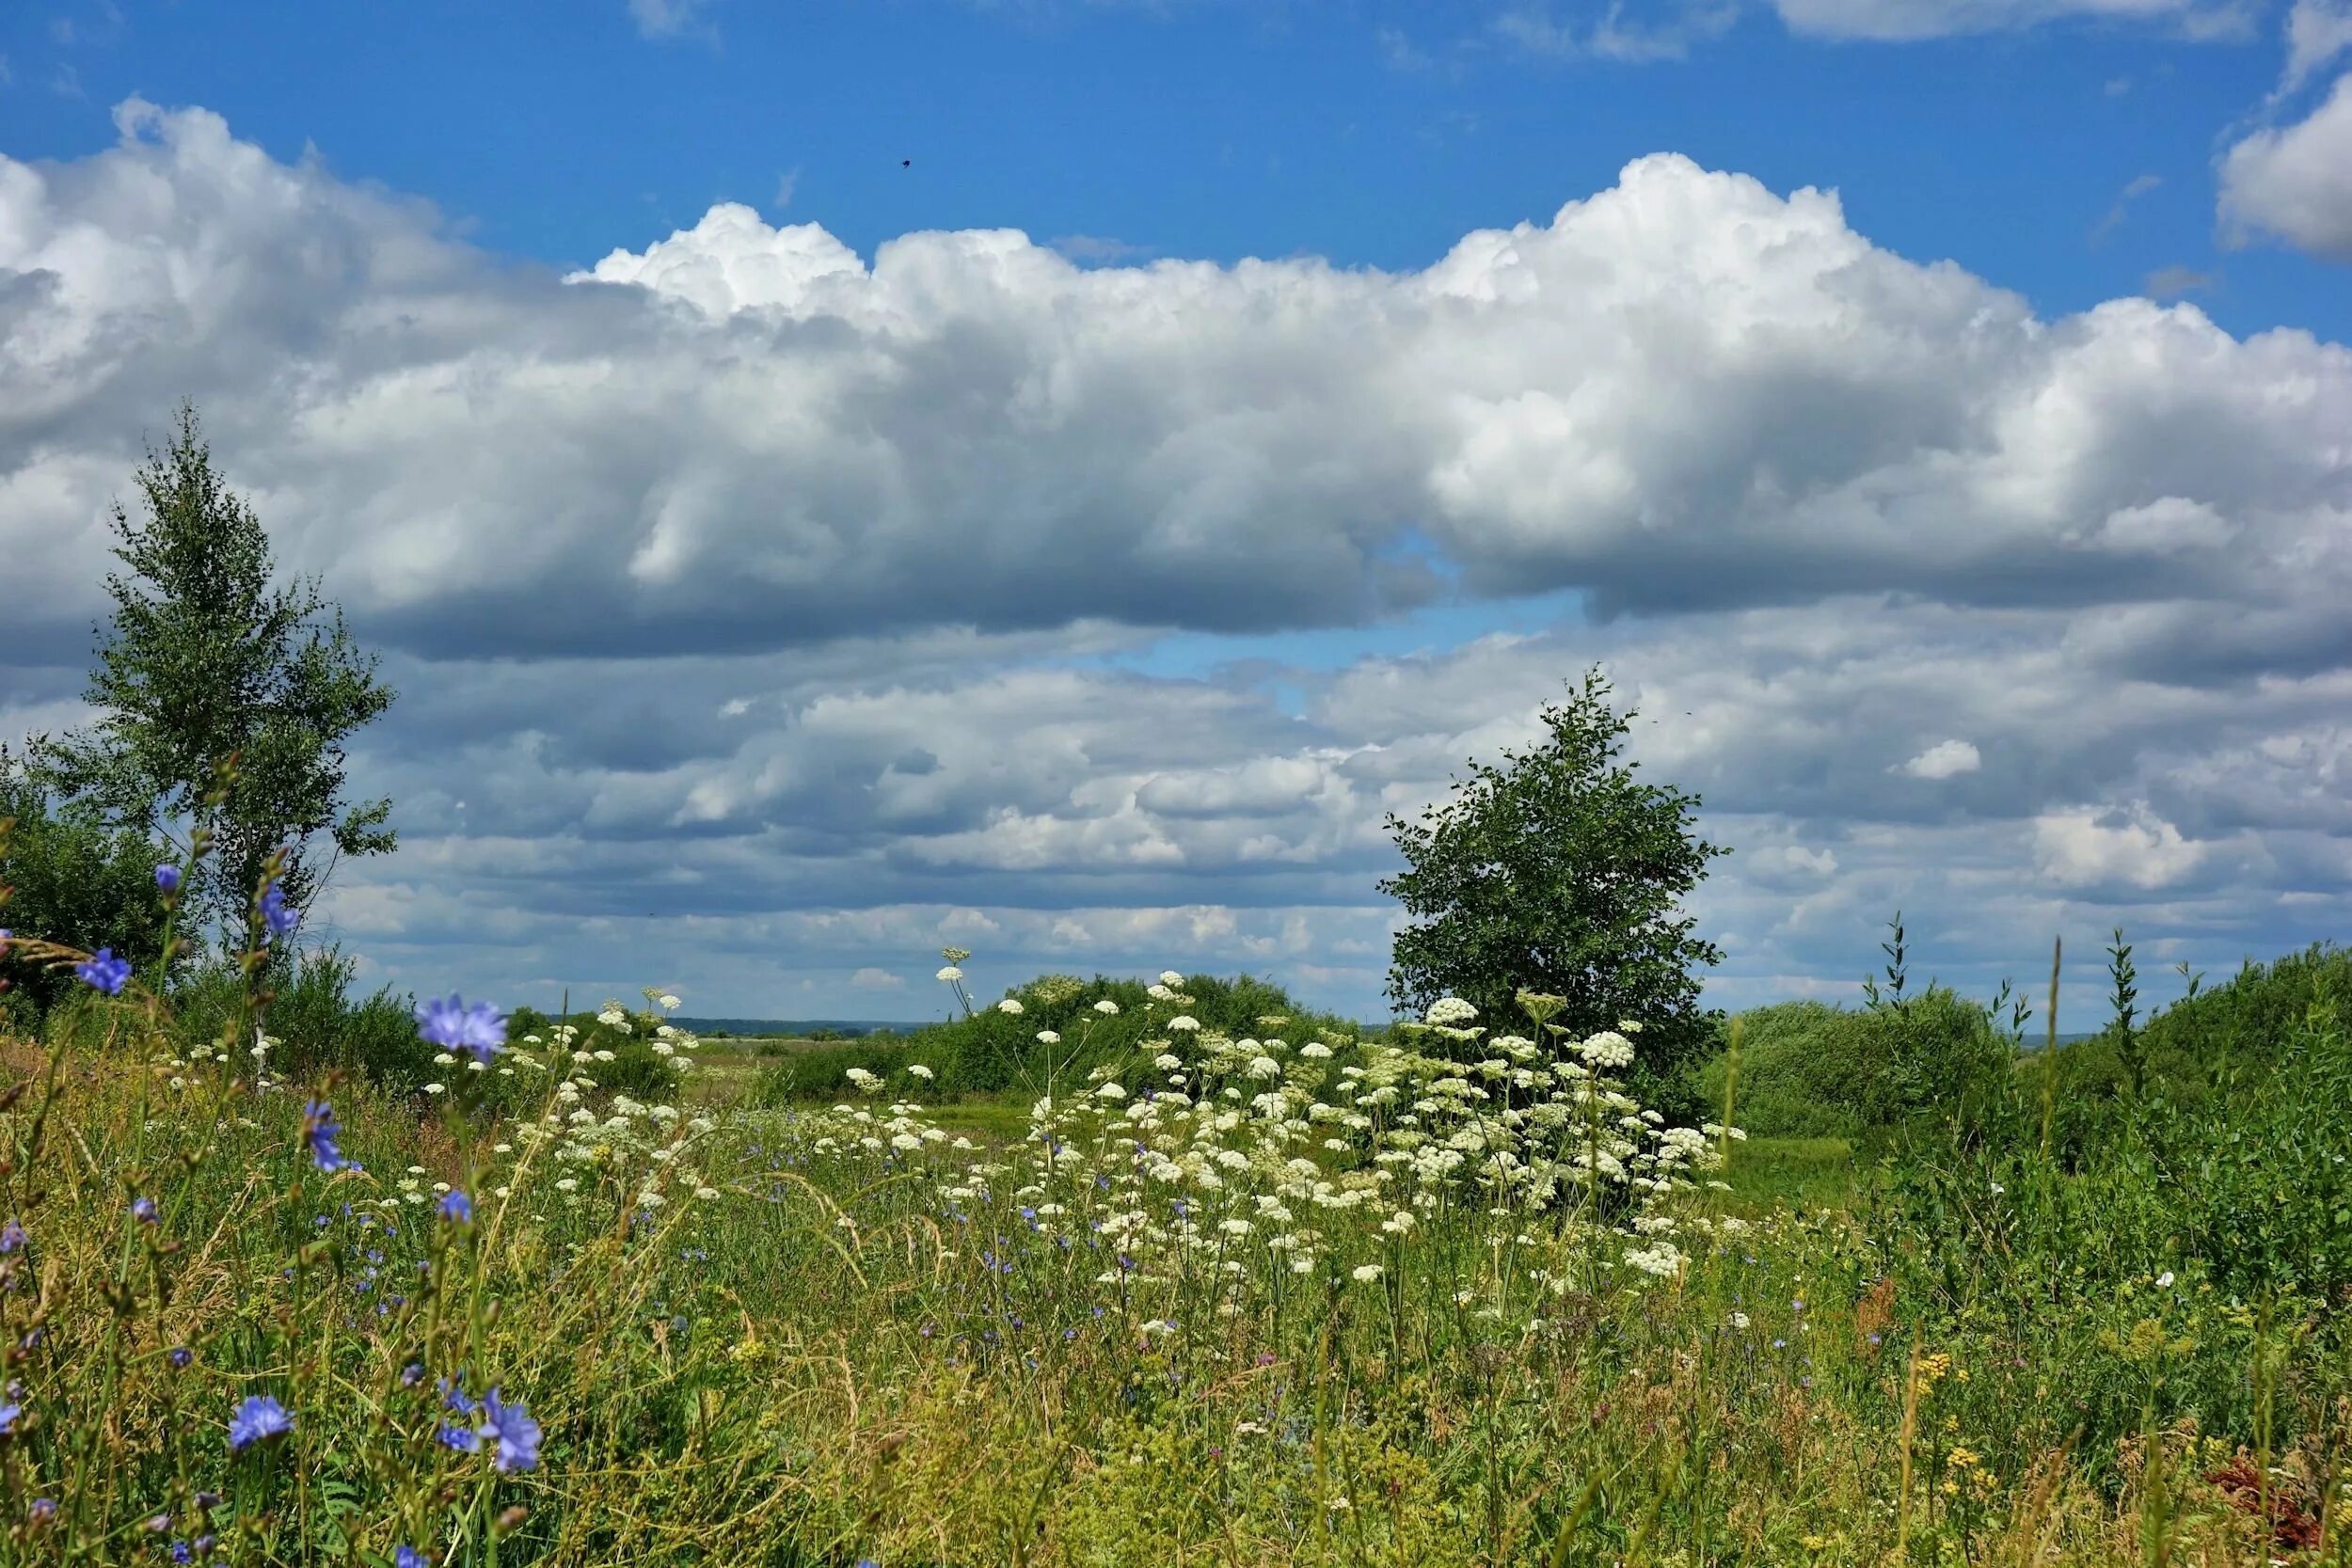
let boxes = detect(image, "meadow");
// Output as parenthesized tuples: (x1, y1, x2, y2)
(1, 882, 2349, 1565)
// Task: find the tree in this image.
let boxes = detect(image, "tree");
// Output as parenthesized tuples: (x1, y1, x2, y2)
(36, 404, 395, 942)
(0, 748, 169, 1015)
(1379, 668, 1728, 1098)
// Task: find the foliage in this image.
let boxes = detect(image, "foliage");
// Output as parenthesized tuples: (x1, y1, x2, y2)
(2, 879, 2350, 1561)
(0, 755, 169, 1012)
(753, 960, 1361, 1103)
(1379, 667, 1728, 1107)
(32, 404, 395, 942)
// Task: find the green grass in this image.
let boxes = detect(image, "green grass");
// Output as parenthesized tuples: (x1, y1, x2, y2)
(5, 935, 2349, 1566)
(1720, 1134, 1856, 1213)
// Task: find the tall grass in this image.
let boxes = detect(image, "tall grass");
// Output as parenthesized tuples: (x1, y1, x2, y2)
(1, 868, 2348, 1561)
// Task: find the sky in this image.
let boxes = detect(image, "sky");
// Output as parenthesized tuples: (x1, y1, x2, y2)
(0, 0, 2347, 1025)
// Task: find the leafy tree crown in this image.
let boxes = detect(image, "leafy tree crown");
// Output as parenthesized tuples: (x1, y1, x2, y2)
(1379, 667, 1728, 1089)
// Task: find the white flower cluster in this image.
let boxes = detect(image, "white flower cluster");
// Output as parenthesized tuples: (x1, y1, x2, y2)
(747, 968, 1736, 1335)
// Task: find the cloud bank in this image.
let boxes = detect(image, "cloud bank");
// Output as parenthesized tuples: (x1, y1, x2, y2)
(1, 100, 2345, 1018)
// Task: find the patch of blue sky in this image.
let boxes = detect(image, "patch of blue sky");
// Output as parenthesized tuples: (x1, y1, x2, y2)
(6, 0, 2343, 343)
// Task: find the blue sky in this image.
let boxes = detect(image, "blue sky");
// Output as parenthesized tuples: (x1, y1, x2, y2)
(6, 0, 2339, 340)
(1, 0, 2347, 1023)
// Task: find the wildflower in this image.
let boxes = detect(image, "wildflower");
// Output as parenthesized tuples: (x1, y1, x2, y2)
(415, 995, 508, 1065)
(259, 883, 300, 942)
(936, 965, 964, 982)
(302, 1100, 347, 1173)
(1351, 1264, 1384, 1284)
(1423, 997, 1478, 1026)
(0, 1401, 19, 1435)
(76, 948, 133, 996)
(395, 1550, 428, 1568)
(228, 1394, 294, 1452)
(1160, 970, 1184, 987)
(1037, 1030, 1061, 1045)
(438, 1191, 473, 1225)
(1168, 1015, 1200, 1033)
(1093, 999, 1119, 1015)
(478, 1389, 542, 1472)
(0, 1219, 24, 1254)
(169, 1346, 193, 1370)
(997, 997, 1024, 1015)
(422, 1084, 446, 1096)
(28, 1498, 55, 1525)
(437, 1423, 481, 1452)
(130, 1196, 159, 1226)
(658, 992, 681, 1010)
(908, 1064, 935, 1081)
(2155, 1270, 2175, 1289)
(154, 863, 182, 895)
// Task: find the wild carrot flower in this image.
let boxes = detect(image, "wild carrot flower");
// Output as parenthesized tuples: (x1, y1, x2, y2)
(228, 1394, 293, 1452)
(77, 949, 133, 995)
(479, 1389, 542, 1472)
(302, 1101, 346, 1172)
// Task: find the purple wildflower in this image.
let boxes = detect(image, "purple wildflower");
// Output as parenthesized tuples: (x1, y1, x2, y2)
(478, 1388, 541, 1473)
(258, 884, 299, 942)
(395, 1550, 428, 1568)
(415, 995, 507, 1065)
(437, 1190, 472, 1226)
(76, 948, 133, 996)
(168, 1346, 193, 1370)
(155, 863, 181, 895)
(302, 1101, 346, 1173)
(228, 1394, 293, 1453)
(0, 1219, 25, 1254)
(27, 1498, 54, 1525)
(436, 1424, 481, 1452)
(130, 1196, 158, 1226)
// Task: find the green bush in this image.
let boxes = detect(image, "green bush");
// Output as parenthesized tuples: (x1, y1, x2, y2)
(1693, 985, 2015, 1141)
(0, 755, 170, 1015)
(751, 968, 1363, 1103)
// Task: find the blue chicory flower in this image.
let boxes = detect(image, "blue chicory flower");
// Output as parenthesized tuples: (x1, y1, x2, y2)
(414, 995, 507, 1065)
(155, 863, 181, 895)
(0, 1219, 25, 1254)
(302, 1101, 347, 1173)
(437, 1190, 473, 1225)
(478, 1388, 541, 1473)
(258, 883, 300, 942)
(228, 1394, 293, 1453)
(130, 1196, 158, 1226)
(76, 948, 133, 996)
